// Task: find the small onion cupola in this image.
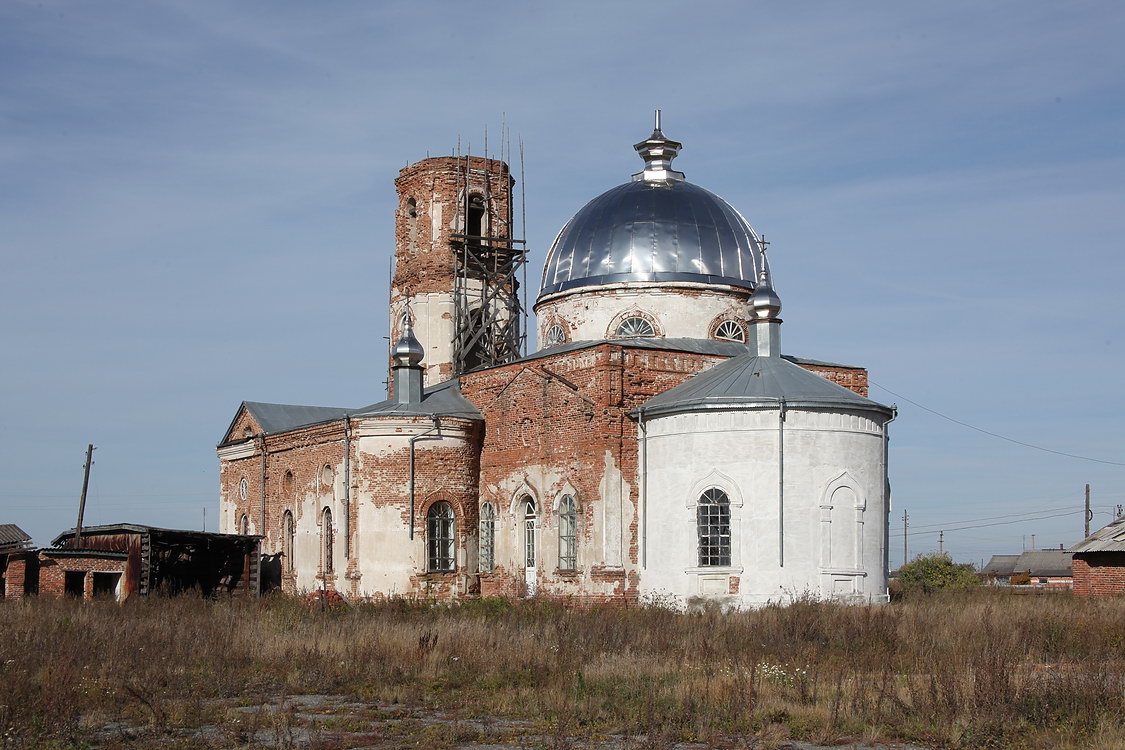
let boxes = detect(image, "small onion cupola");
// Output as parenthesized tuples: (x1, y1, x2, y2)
(392, 307, 425, 403)
(748, 261, 782, 358)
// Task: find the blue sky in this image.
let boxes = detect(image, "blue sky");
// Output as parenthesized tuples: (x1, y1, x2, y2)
(2, 0, 1124, 566)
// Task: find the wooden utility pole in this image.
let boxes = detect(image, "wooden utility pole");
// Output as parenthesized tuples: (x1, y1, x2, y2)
(75, 443, 95, 543)
(902, 510, 909, 566)
(1085, 484, 1092, 538)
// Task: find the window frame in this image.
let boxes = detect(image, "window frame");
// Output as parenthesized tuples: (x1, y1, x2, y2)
(479, 502, 495, 573)
(614, 316, 656, 338)
(427, 502, 456, 573)
(713, 319, 747, 343)
(282, 510, 295, 574)
(322, 507, 334, 574)
(697, 488, 732, 567)
(558, 495, 577, 571)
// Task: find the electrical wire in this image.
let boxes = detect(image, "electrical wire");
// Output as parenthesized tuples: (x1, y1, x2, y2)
(891, 509, 1081, 537)
(870, 380, 1125, 467)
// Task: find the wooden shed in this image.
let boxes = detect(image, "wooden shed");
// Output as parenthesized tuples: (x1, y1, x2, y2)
(40, 523, 261, 602)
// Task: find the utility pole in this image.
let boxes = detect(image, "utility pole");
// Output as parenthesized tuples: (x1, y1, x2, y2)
(939, 530, 944, 555)
(1031, 533, 1036, 550)
(902, 510, 909, 567)
(1085, 484, 1092, 538)
(203, 507, 207, 532)
(75, 443, 95, 543)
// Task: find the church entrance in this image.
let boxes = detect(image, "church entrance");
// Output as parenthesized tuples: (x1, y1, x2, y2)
(522, 497, 537, 596)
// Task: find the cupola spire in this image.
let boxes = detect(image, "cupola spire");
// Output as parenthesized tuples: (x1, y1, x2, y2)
(633, 109, 685, 183)
(392, 306, 425, 403)
(748, 248, 783, 357)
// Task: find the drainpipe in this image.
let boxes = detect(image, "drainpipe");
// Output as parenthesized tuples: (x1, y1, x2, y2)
(408, 415, 442, 539)
(343, 415, 351, 558)
(778, 399, 786, 568)
(881, 406, 898, 590)
(638, 407, 648, 569)
(258, 434, 267, 535)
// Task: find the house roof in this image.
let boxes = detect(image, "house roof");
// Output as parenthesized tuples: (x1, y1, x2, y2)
(0, 524, 32, 552)
(980, 554, 1020, 576)
(635, 352, 893, 418)
(1069, 517, 1125, 553)
(1011, 549, 1074, 577)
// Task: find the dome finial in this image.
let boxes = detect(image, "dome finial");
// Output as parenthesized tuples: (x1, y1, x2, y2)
(392, 305, 425, 367)
(748, 242, 782, 357)
(633, 111, 685, 183)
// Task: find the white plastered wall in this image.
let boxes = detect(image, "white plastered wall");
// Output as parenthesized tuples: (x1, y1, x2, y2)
(639, 407, 889, 608)
(350, 418, 476, 597)
(535, 283, 750, 346)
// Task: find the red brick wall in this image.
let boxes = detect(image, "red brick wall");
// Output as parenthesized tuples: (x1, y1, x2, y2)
(38, 555, 127, 600)
(1, 552, 38, 599)
(1073, 553, 1125, 597)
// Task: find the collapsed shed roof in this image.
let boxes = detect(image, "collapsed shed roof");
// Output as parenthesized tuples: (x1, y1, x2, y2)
(0, 524, 32, 552)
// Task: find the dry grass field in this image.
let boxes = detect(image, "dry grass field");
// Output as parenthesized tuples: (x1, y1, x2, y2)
(1, 589, 1123, 749)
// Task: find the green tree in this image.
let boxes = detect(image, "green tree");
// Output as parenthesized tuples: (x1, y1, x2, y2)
(896, 553, 979, 595)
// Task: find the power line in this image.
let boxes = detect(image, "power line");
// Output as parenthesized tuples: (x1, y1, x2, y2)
(870, 380, 1125, 467)
(890, 509, 1081, 537)
(901, 504, 1097, 531)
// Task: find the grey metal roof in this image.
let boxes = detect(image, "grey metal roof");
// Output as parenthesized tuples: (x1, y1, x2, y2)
(636, 352, 893, 418)
(0, 524, 32, 551)
(980, 554, 1020, 576)
(354, 379, 483, 420)
(242, 402, 352, 437)
(1069, 518, 1125, 553)
(1010, 550, 1073, 577)
(538, 179, 767, 299)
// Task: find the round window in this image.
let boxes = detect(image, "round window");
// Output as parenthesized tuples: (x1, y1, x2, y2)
(238, 477, 248, 501)
(714, 320, 747, 342)
(544, 324, 566, 346)
(615, 317, 656, 337)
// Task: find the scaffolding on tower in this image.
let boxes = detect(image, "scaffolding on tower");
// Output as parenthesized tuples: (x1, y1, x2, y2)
(449, 134, 528, 376)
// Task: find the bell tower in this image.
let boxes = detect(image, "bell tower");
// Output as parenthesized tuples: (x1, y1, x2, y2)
(390, 155, 525, 387)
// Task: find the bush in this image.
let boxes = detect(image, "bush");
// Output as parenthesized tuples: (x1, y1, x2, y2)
(896, 552, 980, 595)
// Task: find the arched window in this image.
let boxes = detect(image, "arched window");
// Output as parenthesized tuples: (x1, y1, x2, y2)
(322, 508, 334, 574)
(714, 320, 747, 343)
(544, 324, 566, 347)
(697, 488, 731, 567)
(320, 465, 334, 497)
(427, 502, 455, 572)
(467, 194, 485, 248)
(615, 316, 656, 338)
(239, 514, 250, 535)
(558, 495, 577, 571)
(282, 510, 295, 574)
(238, 477, 248, 501)
(523, 497, 537, 569)
(479, 503, 495, 573)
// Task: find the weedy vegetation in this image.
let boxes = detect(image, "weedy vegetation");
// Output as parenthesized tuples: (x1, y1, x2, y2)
(0, 588, 1123, 749)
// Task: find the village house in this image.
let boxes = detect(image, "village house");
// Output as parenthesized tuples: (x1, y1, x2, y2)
(1069, 517, 1125, 597)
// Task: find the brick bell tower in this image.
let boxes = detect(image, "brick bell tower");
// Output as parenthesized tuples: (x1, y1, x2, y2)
(390, 155, 526, 388)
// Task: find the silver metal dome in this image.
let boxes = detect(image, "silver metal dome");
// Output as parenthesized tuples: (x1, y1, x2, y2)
(538, 122, 768, 300)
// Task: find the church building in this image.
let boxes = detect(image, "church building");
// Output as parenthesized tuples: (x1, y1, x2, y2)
(217, 119, 896, 607)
